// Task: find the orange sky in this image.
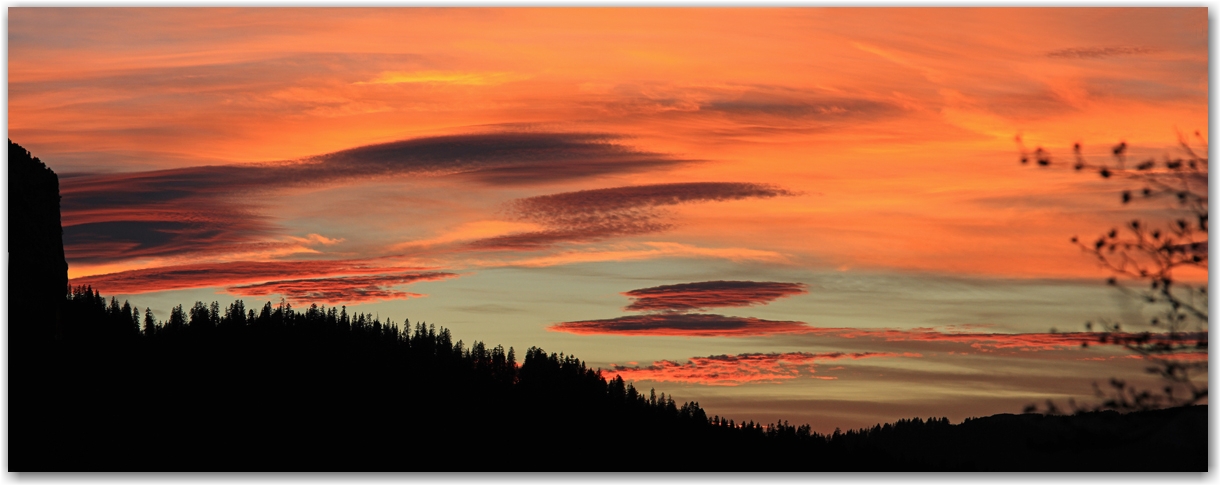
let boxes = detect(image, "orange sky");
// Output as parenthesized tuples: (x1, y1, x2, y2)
(9, 7, 1208, 432)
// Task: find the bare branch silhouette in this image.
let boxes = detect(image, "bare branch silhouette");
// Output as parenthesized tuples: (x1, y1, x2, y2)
(1017, 132, 1208, 412)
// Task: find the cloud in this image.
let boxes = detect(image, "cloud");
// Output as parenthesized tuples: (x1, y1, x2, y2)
(390, 220, 544, 251)
(1046, 46, 1156, 59)
(550, 277, 811, 336)
(69, 259, 426, 295)
(289, 233, 343, 246)
(59, 132, 693, 264)
(227, 271, 458, 304)
(549, 313, 810, 337)
(509, 182, 796, 222)
(702, 91, 898, 122)
(356, 70, 530, 86)
(307, 132, 693, 186)
(59, 165, 280, 263)
(467, 182, 795, 250)
(550, 278, 811, 337)
(800, 327, 1210, 354)
(12, 53, 416, 99)
(547, 278, 1127, 350)
(63, 219, 279, 264)
(623, 280, 808, 312)
(465, 223, 670, 251)
(607, 351, 920, 386)
(819, 327, 1101, 351)
(468, 242, 789, 267)
(1144, 351, 1208, 362)
(549, 302, 1196, 354)
(581, 82, 904, 134)
(63, 132, 688, 193)
(10, 52, 425, 152)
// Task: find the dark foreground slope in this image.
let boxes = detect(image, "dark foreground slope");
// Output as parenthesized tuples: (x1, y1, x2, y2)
(7, 141, 1206, 471)
(11, 302, 1207, 471)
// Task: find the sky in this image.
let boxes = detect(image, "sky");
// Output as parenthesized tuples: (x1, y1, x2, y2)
(8, 7, 1209, 433)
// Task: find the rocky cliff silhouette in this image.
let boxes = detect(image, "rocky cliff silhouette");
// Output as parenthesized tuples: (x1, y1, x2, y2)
(9, 139, 68, 341)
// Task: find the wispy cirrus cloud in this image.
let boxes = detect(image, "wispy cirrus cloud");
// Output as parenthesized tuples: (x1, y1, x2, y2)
(69, 259, 427, 295)
(227, 271, 458, 304)
(622, 280, 808, 312)
(816, 327, 1100, 351)
(581, 82, 904, 133)
(468, 182, 796, 250)
(607, 351, 920, 386)
(355, 70, 530, 86)
(800, 327, 1208, 354)
(1046, 46, 1156, 59)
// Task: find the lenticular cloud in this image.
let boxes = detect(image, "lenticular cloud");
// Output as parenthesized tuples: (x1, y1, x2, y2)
(467, 183, 795, 251)
(623, 280, 808, 312)
(550, 279, 810, 337)
(551, 313, 810, 337)
(58, 132, 695, 264)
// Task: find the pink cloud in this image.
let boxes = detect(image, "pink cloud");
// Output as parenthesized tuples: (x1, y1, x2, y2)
(607, 351, 920, 386)
(227, 272, 458, 304)
(70, 260, 429, 295)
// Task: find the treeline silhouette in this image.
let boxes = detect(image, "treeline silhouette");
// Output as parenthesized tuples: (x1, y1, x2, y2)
(14, 285, 1205, 471)
(8, 139, 1205, 471)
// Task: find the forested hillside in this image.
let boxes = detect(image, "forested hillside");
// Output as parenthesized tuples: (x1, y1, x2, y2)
(14, 287, 1207, 471)
(8, 140, 1206, 471)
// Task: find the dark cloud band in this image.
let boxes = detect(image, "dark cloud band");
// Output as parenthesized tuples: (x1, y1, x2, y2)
(510, 182, 795, 224)
(550, 313, 811, 337)
(467, 182, 796, 251)
(70, 260, 425, 295)
(59, 132, 692, 264)
(623, 280, 808, 312)
(227, 272, 458, 304)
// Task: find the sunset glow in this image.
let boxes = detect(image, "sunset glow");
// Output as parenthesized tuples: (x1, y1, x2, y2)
(10, 7, 1207, 433)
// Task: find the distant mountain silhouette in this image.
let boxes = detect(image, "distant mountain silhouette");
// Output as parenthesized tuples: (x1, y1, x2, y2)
(7, 141, 1206, 471)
